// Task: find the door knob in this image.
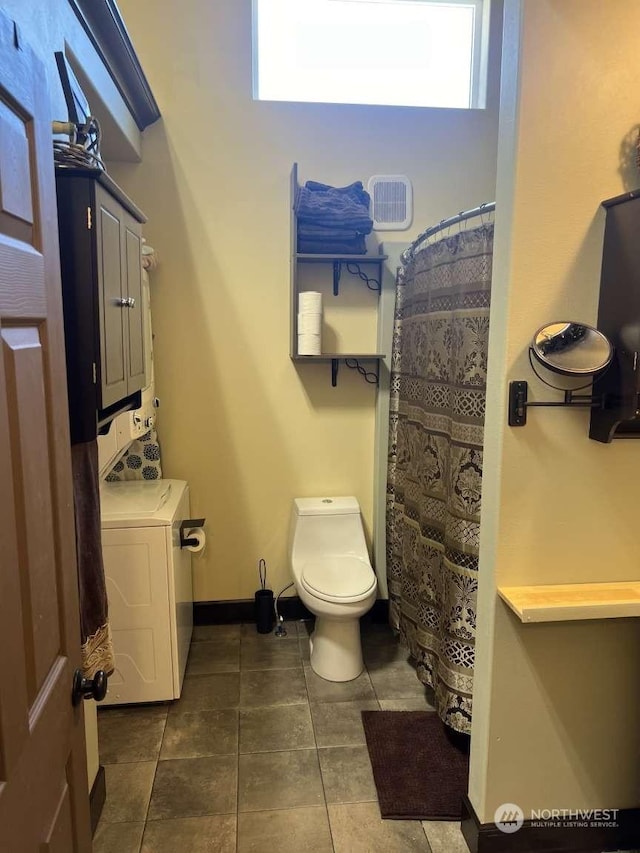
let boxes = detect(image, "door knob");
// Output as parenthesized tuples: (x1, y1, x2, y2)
(71, 668, 108, 705)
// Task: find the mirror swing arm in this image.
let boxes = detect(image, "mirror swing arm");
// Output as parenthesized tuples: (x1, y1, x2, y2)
(508, 322, 613, 427)
(508, 380, 607, 427)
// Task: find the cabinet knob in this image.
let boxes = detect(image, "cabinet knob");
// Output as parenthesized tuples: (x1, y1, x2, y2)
(127, 297, 136, 308)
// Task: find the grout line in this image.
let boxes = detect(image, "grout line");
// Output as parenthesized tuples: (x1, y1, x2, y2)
(236, 664, 242, 853)
(364, 661, 383, 711)
(421, 820, 435, 853)
(143, 808, 238, 823)
(137, 710, 168, 852)
(303, 645, 336, 853)
(235, 688, 241, 853)
(237, 803, 335, 816)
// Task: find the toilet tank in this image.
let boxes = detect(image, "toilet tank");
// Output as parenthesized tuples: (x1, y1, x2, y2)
(288, 497, 370, 566)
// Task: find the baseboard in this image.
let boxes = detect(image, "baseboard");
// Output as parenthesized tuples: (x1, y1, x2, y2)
(368, 598, 390, 623)
(89, 764, 106, 836)
(193, 596, 389, 626)
(461, 794, 640, 853)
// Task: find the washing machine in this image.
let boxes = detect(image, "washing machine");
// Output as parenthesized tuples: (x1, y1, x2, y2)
(100, 479, 199, 705)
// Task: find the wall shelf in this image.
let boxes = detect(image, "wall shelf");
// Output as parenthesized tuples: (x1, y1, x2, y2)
(292, 353, 385, 387)
(296, 254, 387, 296)
(291, 353, 386, 361)
(296, 254, 383, 262)
(498, 581, 640, 623)
(290, 163, 387, 385)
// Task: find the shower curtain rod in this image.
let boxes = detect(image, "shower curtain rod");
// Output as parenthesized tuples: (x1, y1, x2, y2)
(402, 201, 496, 263)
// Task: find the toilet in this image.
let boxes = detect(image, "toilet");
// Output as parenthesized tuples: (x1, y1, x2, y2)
(288, 496, 377, 682)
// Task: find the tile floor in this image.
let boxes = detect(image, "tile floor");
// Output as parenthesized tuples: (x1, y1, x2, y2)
(94, 621, 470, 853)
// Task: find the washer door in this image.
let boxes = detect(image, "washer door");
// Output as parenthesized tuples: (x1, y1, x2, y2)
(301, 555, 376, 603)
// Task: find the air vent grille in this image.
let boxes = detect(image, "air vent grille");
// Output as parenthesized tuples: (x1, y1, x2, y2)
(368, 175, 412, 231)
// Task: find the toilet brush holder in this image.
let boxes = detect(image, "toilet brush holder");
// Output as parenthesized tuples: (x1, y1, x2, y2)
(254, 589, 274, 634)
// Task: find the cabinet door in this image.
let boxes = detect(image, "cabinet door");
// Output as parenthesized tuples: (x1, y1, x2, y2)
(124, 216, 146, 393)
(96, 183, 128, 409)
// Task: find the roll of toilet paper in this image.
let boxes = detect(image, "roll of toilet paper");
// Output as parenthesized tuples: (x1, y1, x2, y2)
(298, 333, 321, 355)
(184, 527, 206, 554)
(299, 291, 322, 313)
(298, 312, 322, 334)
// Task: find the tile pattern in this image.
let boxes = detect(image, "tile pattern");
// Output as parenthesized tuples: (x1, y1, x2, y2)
(95, 620, 469, 853)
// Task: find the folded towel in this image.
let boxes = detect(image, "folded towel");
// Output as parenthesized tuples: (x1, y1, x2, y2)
(298, 223, 366, 240)
(298, 236, 367, 254)
(297, 208, 373, 232)
(295, 180, 373, 233)
(305, 179, 371, 208)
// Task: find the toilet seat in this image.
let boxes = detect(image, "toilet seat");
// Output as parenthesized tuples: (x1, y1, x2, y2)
(301, 555, 376, 604)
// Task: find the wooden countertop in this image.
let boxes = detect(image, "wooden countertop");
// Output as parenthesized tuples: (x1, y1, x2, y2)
(498, 581, 640, 623)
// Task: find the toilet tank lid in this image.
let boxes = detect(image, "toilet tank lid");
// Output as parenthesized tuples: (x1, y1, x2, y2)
(293, 497, 360, 516)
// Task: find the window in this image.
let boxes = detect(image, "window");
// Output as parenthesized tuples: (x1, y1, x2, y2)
(252, 0, 489, 110)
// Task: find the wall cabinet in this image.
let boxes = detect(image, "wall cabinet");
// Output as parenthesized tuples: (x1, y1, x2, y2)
(56, 169, 147, 443)
(590, 190, 640, 441)
(290, 163, 387, 386)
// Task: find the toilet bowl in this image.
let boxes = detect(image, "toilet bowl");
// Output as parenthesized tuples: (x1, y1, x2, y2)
(288, 497, 377, 682)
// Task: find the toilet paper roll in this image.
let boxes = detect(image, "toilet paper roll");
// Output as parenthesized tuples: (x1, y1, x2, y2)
(184, 527, 206, 554)
(298, 291, 322, 313)
(298, 312, 322, 334)
(298, 333, 321, 356)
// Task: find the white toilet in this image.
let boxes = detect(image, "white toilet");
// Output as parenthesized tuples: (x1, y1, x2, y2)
(288, 496, 377, 682)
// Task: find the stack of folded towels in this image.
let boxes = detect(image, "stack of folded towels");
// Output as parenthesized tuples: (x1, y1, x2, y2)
(295, 179, 373, 255)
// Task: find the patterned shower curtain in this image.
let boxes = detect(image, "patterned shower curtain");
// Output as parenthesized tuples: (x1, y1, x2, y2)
(386, 223, 493, 735)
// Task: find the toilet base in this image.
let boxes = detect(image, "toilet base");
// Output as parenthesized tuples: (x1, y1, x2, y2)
(309, 616, 364, 682)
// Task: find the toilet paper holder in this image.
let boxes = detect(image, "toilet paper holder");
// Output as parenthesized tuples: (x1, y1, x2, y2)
(179, 518, 205, 548)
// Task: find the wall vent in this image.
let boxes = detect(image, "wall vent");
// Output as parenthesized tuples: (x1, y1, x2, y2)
(368, 175, 412, 231)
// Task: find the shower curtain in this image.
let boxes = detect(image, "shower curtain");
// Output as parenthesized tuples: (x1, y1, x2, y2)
(386, 222, 493, 735)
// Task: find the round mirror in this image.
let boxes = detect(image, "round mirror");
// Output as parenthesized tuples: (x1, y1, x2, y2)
(531, 322, 613, 376)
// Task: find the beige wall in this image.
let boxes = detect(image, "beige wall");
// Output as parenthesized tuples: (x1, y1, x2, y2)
(471, 0, 640, 823)
(110, 0, 502, 602)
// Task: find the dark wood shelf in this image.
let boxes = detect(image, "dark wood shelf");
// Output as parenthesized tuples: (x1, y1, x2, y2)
(292, 353, 385, 361)
(292, 352, 385, 386)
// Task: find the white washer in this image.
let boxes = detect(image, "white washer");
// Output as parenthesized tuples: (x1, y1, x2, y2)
(100, 479, 194, 705)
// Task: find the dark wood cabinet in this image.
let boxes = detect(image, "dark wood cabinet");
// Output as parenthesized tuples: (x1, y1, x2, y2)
(590, 190, 640, 442)
(56, 168, 147, 443)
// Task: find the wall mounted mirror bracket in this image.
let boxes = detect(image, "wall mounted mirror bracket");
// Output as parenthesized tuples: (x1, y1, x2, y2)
(508, 381, 605, 427)
(508, 322, 613, 427)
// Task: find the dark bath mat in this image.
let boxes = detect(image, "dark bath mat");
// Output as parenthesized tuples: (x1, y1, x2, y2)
(361, 711, 469, 820)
